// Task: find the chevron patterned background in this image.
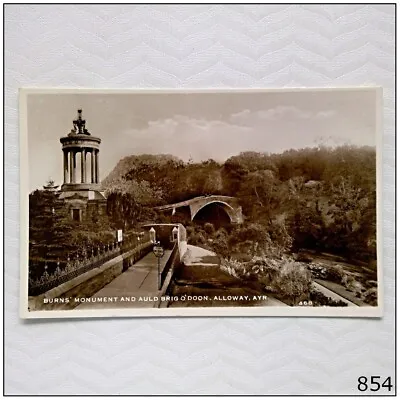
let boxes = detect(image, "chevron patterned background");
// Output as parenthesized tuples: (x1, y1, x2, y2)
(5, 5, 395, 395)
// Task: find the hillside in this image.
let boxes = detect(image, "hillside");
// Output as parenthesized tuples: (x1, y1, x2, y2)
(101, 154, 184, 205)
(102, 153, 181, 188)
(100, 145, 376, 263)
(102, 154, 225, 206)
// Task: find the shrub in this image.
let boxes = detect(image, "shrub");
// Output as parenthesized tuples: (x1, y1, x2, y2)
(295, 252, 313, 263)
(257, 264, 281, 287)
(267, 218, 293, 252)
(234, 223, 268, 244)
(351, 280, 364, 296)
(220, 258, 245, 279)
(204, 222, 215, 235)
(274, 262, 312, 306)
(187, 234, 195, 245)
(227, 222, 292, 259)
(215, 227, 228, 240)
(186, 226, 195, 237)
(341, 274, 356, 290)
(189, 231, 207, 246)
(363, 287, 378, 306)
(222, 256, 315, 306)
(231, 253, 252, 262)
(212, 236, 229, 257)
(324, 264, 345, 283)
(310, 290, 348, 307)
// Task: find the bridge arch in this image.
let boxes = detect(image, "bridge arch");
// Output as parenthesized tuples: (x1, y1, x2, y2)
(190, 200, 236, 224)
(155, 195, 243, 225)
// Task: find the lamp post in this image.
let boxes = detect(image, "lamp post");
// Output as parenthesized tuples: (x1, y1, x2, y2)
(153, 241, 164, 290)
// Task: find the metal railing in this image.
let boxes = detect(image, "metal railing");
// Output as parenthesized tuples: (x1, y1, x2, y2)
(29, 232, 150, 296)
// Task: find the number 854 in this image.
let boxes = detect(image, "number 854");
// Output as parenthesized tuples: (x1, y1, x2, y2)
(358, 376, 393, 392)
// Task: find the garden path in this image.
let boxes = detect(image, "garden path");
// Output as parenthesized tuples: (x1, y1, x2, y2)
(76, 250, 172, 309)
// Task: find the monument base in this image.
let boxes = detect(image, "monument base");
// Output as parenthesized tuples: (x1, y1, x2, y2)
(59, 188, 107, 222)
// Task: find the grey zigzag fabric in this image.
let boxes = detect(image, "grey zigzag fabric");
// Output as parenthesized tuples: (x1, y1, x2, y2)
(4, 5, 395, 395)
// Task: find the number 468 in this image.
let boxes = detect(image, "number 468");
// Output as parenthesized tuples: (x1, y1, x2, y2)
(358, 376, 393, 392)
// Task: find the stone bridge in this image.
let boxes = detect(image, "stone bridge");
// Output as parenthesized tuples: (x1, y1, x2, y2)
(155, 195, 243, 224)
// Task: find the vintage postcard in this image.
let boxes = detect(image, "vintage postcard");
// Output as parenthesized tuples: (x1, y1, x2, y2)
(19, 88, 383, 319)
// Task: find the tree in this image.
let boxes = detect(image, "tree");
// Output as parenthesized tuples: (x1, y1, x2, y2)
(274, 262, 312, 306)
(107, 192, 141, 230)
(288, 198, 326, 252)
(221, 159, 248, 195)
(202, 169, 223, 195)
(237, 169, 281, 222)
(324, 176, 376, 260)
(29, 189, 74, 260)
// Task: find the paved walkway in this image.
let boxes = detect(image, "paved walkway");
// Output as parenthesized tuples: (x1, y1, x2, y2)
(76, 250, 172, 309)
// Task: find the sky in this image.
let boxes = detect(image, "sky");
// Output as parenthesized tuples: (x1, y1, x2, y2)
(26, 89, 378, 192)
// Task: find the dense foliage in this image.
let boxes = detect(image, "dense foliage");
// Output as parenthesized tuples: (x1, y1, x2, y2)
(29, 189, 74, 260)
(29, 189, 148, 263)
(103, 145, 376, 264)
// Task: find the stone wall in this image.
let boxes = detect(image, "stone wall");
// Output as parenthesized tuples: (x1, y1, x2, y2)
(178, 241, 187, 261)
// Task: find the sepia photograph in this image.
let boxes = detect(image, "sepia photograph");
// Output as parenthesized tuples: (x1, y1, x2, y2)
(19, 88, 382, 318)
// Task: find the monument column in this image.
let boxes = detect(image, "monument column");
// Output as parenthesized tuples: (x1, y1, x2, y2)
(63, 150, 68, 184)
(69, 151, 74, 183)
(95, 150, 100, 183)
(91, 150, 95, 183)
(72, 150, 77, 183)
(81, 149, 86, 183)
